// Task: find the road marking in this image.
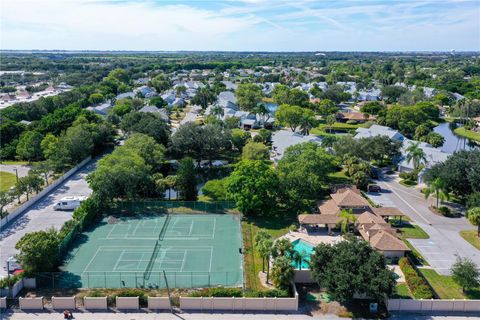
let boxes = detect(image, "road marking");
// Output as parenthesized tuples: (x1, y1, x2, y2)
(381, 180, 432, 225)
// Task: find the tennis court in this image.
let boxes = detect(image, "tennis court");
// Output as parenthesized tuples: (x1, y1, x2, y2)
(58, 211, 243, 289)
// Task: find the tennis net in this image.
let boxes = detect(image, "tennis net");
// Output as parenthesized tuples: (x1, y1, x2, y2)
(158, 214, 171, 241)
(144, 240, 161, 280)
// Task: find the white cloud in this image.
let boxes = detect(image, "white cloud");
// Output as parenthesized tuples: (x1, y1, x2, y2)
(0, 0, 478, 51)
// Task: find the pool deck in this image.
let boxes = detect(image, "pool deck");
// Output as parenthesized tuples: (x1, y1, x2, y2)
(279, 230, 343, 246)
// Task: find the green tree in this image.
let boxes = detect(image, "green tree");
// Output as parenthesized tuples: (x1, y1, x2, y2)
(123, 133, 165, 172)
(292, 250, 309, 270)
(40, 133, 59, 160)
(325, 114, 336, 133)
(277, 142, 336, 210)
(164, 175, 177, 200)
(425, 132, 445, 148)
(424, 178, 449, 208)
(15, 228, 60, 272)
(202, 179, 228, 201)
(270, 256, 294, 290)
(226, 160, 279, 215)
(258, 238, 274, 282)
(275, 104, 303, 132)
(235, 84, 263, 112)
(467, 207, 480, 237)
(121, 111, 171, 146)
(451, 256, 480, 292)
(299, 108, 316, 136)
(87, 147, 152, 201)
(338, 209, 357, 234)
(405, 141, 426, 170)
(0, 191, 13, 217)
(230, 129, 251, 151)
(149, 74, 172, 93)
(16, 131, 44, 162)
(112, 98, 133, 116)
(273, 238, 294, 257)
(310, 238, 396, 303)
(108, 68, 130, 83)
(256, 128, 272, 144)
(254, 229, 273, 272)
(176, 157, 197, 201)
(242, 141, 270, 160)
(88, 93, 104, 105)
(316, 99, 338, 115)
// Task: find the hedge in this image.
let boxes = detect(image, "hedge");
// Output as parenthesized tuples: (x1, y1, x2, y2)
(399, 257, 434, 299)
(188, 287, 290, 298)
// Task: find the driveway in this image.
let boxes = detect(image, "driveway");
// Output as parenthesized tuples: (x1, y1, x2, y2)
(0, 164, 30, 178)
(368, 174, 479, 275)
(0, 160, 96, 278)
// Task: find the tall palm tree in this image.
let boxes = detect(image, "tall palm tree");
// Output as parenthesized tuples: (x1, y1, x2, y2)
(211, 105, 224, 119)
(255, 103, 270, 125)
(405, 141, 427, 171)
(258, 238, 273, 274)
(164, 175, 177, 200)
(300, 113, 316, 136)
(325, 114, 336, 133)
(292, 250, 309, 270)
(337, 209, 357, 234)
(274, 238, 294, 257)
(424, 178, 449, 208)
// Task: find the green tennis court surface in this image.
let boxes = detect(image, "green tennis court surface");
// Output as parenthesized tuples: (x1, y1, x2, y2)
(57, 213, 243, 289)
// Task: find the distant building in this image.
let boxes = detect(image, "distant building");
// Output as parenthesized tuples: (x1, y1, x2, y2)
(139, 105, 169, 121)
(87, 101, 113, 117)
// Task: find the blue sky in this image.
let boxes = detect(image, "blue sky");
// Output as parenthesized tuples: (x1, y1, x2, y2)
(1, 0, 479, 51)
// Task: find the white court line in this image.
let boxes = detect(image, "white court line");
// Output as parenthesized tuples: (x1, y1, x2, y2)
(97, 245, 213, 250)
(112, 250, 126, 271)
(106, 224, 117, 239)
(82, 247, 102, 274)
(180, 250, 187, 272)
(209, 247, 213, 272)
(189, 220, 194, 236)
(132, 220, 142, 236)
(211, 218, 216, 239)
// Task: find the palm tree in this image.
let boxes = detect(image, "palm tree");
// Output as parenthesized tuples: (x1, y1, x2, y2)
(270, 256, 295, 290)
(274, 238, 294, 257)
(325, 114, 336, 133)
(321, 135, 336, 150)
(164, 175, 177, 200)
(292, 250, 309, 270)
(467, 207, 480, 237)
(258, 238, 273, 276)
(255, 103, 270, 125)
(211, 105, 224, 119)
(300, 113, 316, 136)
(405, 141, 427, 171)
(337, 209, 357, 234)
(424, 178, 449, 208)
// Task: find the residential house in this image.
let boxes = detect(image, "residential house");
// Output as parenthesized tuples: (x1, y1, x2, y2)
(354, 125, 405, 142)
(335, 111, 376, 123)
(135, 86, 156, 98)
(116, 92, 135, 100)
(139, 105, 169, 121)
(87, 100, 113, 117)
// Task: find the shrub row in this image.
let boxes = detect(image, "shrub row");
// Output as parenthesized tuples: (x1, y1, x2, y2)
(399, 257, 434, 299)
(188, 287, 290, 298)
(0, 273, 24, 289)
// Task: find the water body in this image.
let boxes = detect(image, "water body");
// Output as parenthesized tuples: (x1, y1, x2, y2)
(433, 122, 478, 153)
(264, 102, 278, 115)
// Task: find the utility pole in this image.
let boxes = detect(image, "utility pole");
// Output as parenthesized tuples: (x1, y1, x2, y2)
(14, 168, 20, 203)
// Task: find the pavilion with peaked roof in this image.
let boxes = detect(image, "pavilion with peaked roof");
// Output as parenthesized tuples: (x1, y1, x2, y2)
(298, 186, 409, 259)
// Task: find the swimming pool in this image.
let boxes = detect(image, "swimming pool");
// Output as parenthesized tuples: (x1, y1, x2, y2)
(291, 239, 314, 269)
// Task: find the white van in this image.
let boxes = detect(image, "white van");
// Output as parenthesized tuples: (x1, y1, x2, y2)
(53, 196, 87, 211)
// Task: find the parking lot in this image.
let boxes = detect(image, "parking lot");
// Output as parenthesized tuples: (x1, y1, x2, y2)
(0, 160, 95, 278)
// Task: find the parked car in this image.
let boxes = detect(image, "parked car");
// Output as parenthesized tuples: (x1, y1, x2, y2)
(53, 196, 87, 211)
(368, 184, 381, 192)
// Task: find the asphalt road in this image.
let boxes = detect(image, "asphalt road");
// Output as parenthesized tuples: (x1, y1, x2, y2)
(0, 160, 96, 278)
(368, 174, 479, 275)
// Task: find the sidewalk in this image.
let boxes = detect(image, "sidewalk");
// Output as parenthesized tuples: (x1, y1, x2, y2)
(0, 310, 330, 320)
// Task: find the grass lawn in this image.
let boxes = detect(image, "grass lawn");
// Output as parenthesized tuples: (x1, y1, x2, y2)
(419, 268, 480, 299)
(242, 214, 295, 290)
(328, 170, 352, 185)
(454, 127, 480, 142)
(459, 230, 480, 250)
(0, 160, 30, 165)
(399, 179, 417, 187)
(393, 220, 429, 239)
(394, 283, 413, 299)
(0, 171, 17, 192)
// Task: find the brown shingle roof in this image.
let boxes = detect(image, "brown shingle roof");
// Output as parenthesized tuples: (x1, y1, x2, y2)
(336, 112, 376, 121)
(298, 214, 341, 225)
(331, 189, 370, 208)
(368, 230, 410, 252)
(356, 211, 386, 225)
(373, 207, 405, 217)
(318, 199, 341, 215)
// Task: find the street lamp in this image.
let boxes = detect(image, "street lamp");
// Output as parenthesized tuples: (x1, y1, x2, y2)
(13, 168, 20, 204)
